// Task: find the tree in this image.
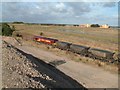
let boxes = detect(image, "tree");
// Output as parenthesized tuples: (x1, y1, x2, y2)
(2, 23, 14, 36)
(91, 24, 100, 27)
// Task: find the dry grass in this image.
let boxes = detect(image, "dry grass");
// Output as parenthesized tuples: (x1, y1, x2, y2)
(11, 24, 118, 52)
(11, 23, 118, 73)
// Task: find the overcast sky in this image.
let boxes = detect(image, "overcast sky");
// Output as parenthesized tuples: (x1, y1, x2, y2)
(1, 1, 118, 26)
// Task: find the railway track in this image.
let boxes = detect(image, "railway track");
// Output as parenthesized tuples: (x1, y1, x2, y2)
(35, 40, 119, 65)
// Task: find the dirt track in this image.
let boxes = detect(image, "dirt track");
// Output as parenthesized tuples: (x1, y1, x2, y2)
(2, 40, 85, 88)
(2, 36, 119, 88)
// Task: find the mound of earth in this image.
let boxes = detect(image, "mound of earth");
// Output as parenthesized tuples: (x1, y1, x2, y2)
(2, 41, 45, 88)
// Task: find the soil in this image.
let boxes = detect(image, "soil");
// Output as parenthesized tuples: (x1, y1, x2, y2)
(2, 36, 119, 88)
(2, 40, 85, 89)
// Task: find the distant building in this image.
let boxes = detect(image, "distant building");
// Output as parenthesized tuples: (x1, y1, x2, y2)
(86, 24, 91, 27)
(79, 24, 91, 28)
(100, 24, 110, 28)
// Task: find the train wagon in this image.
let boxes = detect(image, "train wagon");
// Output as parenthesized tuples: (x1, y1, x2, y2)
(88, 48, 114, 60)
(55, 41, 71, 50)
(69, 44, 90, 55)
(33, 36, 58, 45)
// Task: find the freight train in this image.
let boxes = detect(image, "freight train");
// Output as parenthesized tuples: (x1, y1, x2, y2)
(33, 36, 118, 63)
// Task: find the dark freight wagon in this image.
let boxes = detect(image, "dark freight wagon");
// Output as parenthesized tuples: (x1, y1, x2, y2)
(55, 41, 71, 50)
(88, 48, 114, 59)
(32, 35, 116, 63)
(69, 44, 90, 55)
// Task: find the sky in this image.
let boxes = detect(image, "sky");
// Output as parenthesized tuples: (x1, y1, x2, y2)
(1, 1, 119, 26)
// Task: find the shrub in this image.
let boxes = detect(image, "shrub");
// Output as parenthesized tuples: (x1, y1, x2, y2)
(40, 32, 44, 36)
(2, 23, 15, 36)
(12, 22, 24, 24)
(91, 24, 100, 27)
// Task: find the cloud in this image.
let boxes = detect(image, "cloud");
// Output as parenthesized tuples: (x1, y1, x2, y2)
(2, 2, 91, 21)
(1, 0, 119, 2)
(65, 2, 91, 15)
(1, 2, 118, 26)
(55, 3, 65, 11)
(103, 2, 116, 7)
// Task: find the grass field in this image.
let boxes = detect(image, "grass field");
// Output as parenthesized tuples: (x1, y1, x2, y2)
(10, 24, 118, 52)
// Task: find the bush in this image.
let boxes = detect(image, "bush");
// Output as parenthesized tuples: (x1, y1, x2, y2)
(2, 23, 15, 36)
(40, 32, 44, 36)
(91, 24, 100, 27)
(12, 22, 24, 24)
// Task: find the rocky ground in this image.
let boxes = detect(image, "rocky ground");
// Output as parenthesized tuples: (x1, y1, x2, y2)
(2, 40, 85, 89)
(2, 41, 45, 88)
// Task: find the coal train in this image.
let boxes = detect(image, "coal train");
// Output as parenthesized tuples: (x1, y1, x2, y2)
(33, 36, 118, 63)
